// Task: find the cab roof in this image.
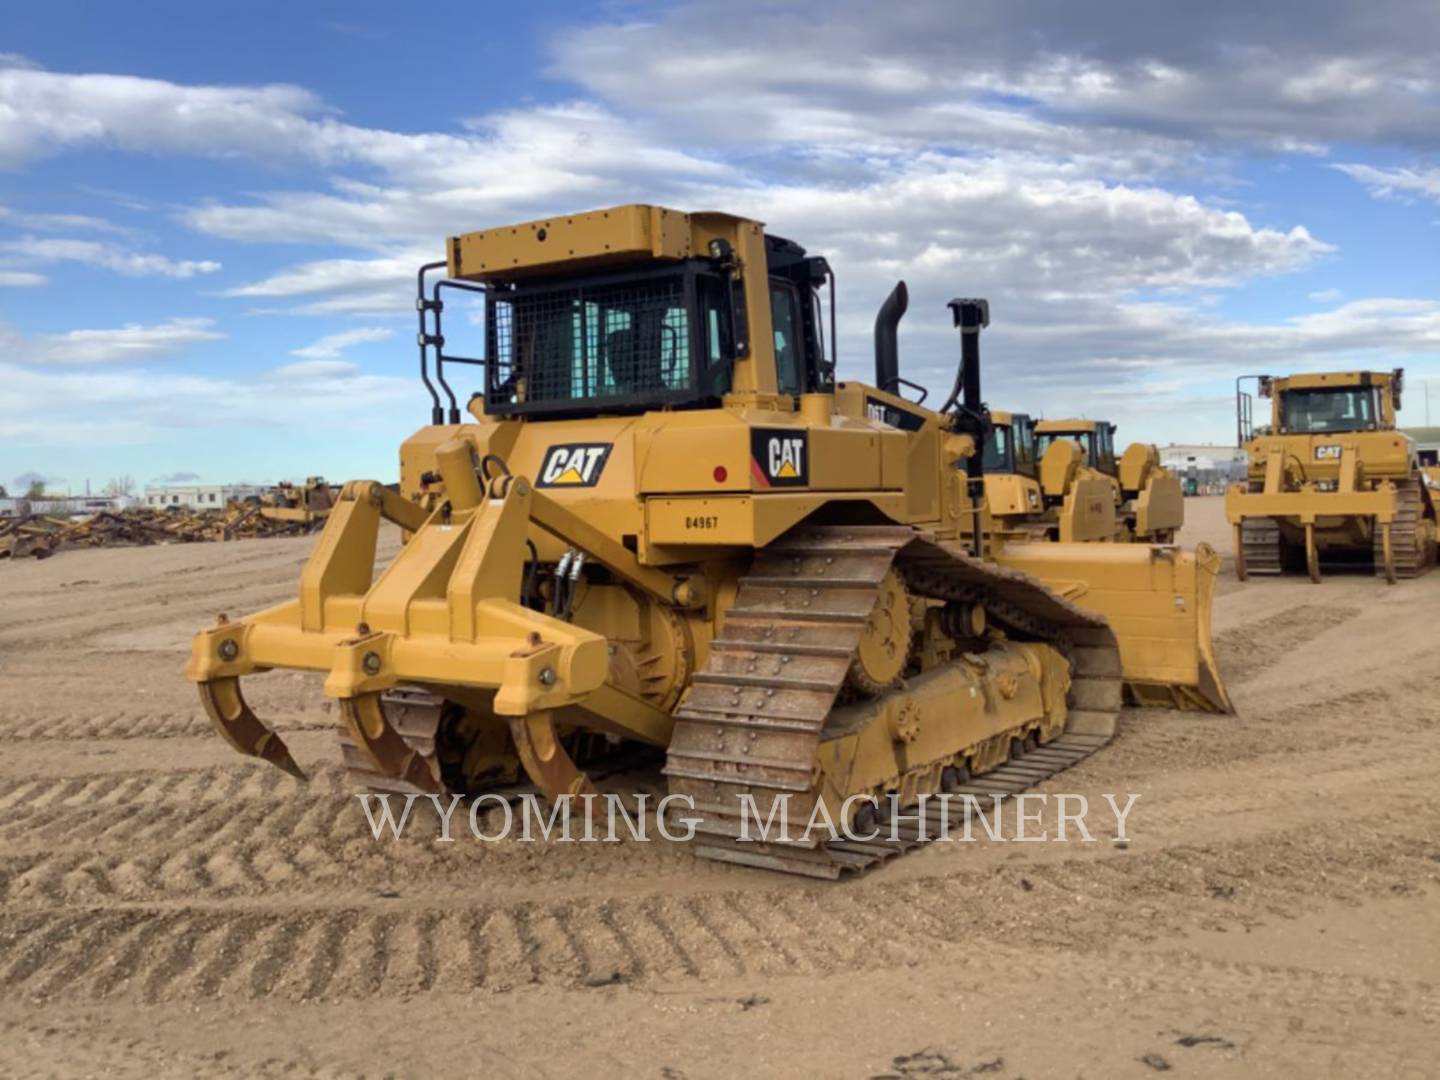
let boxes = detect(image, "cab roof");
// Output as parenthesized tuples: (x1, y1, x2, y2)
(1033, 418, 1110, 434)
(445, 204, 760, 284)
(1270, 370, 1396, 391)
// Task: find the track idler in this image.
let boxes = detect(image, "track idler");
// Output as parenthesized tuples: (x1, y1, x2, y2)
(197, 676, 306, 781)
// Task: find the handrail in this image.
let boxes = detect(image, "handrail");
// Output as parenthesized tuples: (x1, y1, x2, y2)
(416, 262, 446, 424)
(1235, 374, 1267, 447)
(430, 279, 488, 423)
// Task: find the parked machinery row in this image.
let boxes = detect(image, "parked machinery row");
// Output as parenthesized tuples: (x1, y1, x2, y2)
(980, 413, 1182, 545)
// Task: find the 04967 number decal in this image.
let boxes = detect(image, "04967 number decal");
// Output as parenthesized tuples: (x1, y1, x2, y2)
(685, 516, 719, 529)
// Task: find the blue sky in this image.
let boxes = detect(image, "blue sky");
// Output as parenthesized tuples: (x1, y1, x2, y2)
(2, 0, 1438, 493)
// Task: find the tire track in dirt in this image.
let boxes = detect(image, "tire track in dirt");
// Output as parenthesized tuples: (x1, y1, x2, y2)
(1214, 603, 1363, 684)
(0, 713, 211, 741)
(0, 710, 338, 742)
(6, 699, 1434, 912)
(0, 1013, 371, 1079)
(1093, 668, 1440, 783)
(3, 815, 1434, 1006)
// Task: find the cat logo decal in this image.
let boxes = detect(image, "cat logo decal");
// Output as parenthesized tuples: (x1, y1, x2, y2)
(750, 429, 808, 487)
(537, 443, 613, 488)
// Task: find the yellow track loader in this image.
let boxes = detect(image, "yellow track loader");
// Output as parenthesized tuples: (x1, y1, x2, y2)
(983, 415, 1181, 543)
(186, 205, 1230, 878)
(1227, 371, 1437, 583)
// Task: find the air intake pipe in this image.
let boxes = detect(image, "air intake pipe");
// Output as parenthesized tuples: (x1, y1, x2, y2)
(873, 281, 908, 393)
(946, 297, 991, 554)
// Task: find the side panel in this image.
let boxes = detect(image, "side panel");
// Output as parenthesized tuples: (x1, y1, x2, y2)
(1134, 474, 1184, 535)
(985, 474, 1042, 517)
(643, 492, 909, 553)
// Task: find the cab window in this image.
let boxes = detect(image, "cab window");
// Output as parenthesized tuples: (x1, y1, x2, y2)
(698, 273, 734, 396)
(982, 426, 1012, 472)
(769, 282, 802, 396)
(1013, 416, 1035, 469)
(1281, 388, 1379, 433)
(1035, 432, 1091, 459)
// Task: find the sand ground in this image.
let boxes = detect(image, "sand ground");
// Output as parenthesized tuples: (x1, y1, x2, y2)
(0, 495, 1436, 1079)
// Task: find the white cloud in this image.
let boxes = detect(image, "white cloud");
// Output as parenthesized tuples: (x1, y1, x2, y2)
(289, 327, 393, 360)
(204, 152, 1327, 328)
(1333, 162, 1440, 203)
(224, 252, 423, 314)
(0, 64, 728, 229)
(271, 358, 360, 380)
(3, 317, 223, 365)
(2, 237, 220, 278)
(176, 102, 732, 249)
(555, 1, 1440, 153)
(0, 270, 46, 286)
(1308, 288, 1344, 303)
(0, 356, 412, 448)
(0, 204, 131, 233)
(0, 67, 330, 169)
(1, 14, 1436, 457)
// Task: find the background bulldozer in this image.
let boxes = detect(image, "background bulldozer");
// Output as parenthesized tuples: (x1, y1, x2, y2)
(258, 477, 337, 531)
(983, 415, 1182, 543)
(187, 205, 1229, 879)
(1227, 370, 1436, 583)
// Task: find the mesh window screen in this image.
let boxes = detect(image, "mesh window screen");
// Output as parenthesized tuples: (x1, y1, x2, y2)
(488, 274, 692, 410)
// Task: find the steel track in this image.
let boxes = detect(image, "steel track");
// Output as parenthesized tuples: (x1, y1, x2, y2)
(663, 525, 1123, 879)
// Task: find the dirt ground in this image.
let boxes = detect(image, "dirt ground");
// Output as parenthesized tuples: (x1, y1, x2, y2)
(0, 495, 1436, 1079)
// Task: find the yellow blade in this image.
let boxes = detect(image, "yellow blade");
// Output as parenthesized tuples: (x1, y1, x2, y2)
(995, 541, 1232, 714)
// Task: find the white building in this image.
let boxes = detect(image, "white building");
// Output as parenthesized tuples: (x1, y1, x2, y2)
(142, 484, 267, 510)
(1159, 444, 1246, 472)
(0, 494, 139, 517)
(1158, 444, 1247, 493)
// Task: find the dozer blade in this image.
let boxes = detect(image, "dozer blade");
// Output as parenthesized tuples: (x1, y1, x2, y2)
(995, 541, 1232, 714)
(197, 676, 306, 780)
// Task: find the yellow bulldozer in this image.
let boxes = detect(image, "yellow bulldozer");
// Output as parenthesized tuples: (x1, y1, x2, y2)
(187, 205, 1230, 878)
(258, 476, 338, 532)
(983, 415, 1182, 543)
(980, 411, 1116, 542)
(1227, 370, 1437, 583)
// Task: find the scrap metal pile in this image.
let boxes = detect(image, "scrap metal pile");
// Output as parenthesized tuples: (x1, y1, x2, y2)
(1, 483, 336, 561)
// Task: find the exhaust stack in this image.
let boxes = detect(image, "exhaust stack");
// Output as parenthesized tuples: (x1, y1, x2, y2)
(873, 281, 908, 393)
(945, 297, 991, 456)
